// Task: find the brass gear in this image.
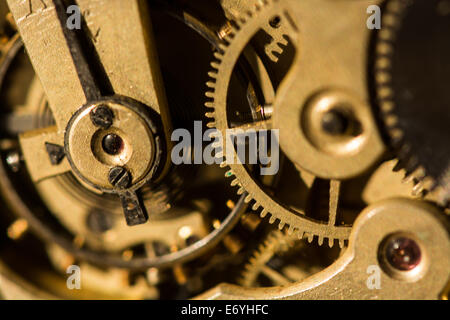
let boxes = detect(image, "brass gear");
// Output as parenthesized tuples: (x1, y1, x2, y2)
(240, 229, 340, 287)
(239, 230, 295, 287)
(374, 0, 450, 205)
(205, 0, 351, 247)
(220, 0, 291, 63)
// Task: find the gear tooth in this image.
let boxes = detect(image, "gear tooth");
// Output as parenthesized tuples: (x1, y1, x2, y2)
(387, 0, 404, 14)
(421, 176, 436, 192)
(328, 238, 335, 248)
(383, 13, 399, 29)
(205, 112, 214, 118)
(436, 187, 450, 206)
(306, 233, 314, 243)
(218, 43, 228, 52)
(375, 70, 391, 85)
(223, 32, 236, 42)
(278, 221, 285, 230)
(237, 187, 245, 195)
(385, 114, 398, 127)
(244, 194, 253, 203)
(414, 166, 427, 180)
(252, 202, 260, 211)
(213, 51, 223, 61)
(379, 27, 394, 42)
(205, 91, 215, 98)
(210, 61, 220, 70)
(206, 121, 216, 128)
(287, 225, 295, 235)
(403, 172, 415, 184)
(206, 81, 215, 89)
(375, 56, 391, 70)
(389, 128, 404, 146)
(260, 209, 268, 218)
(218, 160, 227, 167)
(317, 236, 324, 246)
(380, 100, 394, 113)
(268, 215, 276, 224)
(204, 101, 214, 108)
(339, 239, 345, 248)
(270, 46, 283, 56)
(208, 71, 218, 79)
(376, 42, 393, 56)
(412, 180, 425, 196)
(377, 85, 393, 99)
(230, 178, 239, 186)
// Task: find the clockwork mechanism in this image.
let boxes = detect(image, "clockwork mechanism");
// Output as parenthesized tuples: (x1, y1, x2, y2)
(0, 0, 448, 301)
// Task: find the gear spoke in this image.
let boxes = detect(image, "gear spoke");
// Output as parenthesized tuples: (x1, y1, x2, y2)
(231, 119, 273, 132)
(260, 265, 291, 286)
(328, 180, 340, 226)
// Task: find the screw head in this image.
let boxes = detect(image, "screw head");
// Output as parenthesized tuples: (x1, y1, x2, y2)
(108, 166, 131, 189)
(384, 236, 422, 271)
(90, 105, 114, 129)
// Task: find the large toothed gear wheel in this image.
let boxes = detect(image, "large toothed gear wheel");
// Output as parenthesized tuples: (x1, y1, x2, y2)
(205, 0, 352, 247)
(375, 0, 450, 204)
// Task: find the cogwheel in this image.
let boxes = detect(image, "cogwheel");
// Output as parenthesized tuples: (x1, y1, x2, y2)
(375, 0, 450, 205)
(239, 230, 295, 287)
(220, 0, 290, 62)
(239, 229, 339, 287)
(205, 0, 352, 247)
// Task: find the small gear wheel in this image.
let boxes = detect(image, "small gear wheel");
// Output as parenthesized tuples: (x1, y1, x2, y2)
(375, 0, 450, 204)
(205, 0, 352, 247)
(240, 230, 295, 287)
(240, 230, 340, 287)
